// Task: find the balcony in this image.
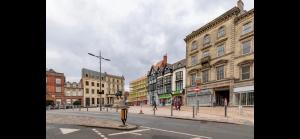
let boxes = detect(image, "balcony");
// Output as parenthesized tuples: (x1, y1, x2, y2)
(201, 56, 211, 65)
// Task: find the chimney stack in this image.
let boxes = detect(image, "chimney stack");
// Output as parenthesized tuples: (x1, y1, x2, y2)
(163, 54, 167, 66)
(237, 0, 244, 11)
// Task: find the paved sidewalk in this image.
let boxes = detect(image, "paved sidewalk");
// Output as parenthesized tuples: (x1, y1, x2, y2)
(128, 105, 254, 125)
(46, 112, 137, 130)
(51, 105, 253, 125)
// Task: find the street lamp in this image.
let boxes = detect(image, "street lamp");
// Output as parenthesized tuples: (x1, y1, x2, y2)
(88, 51, 110, 111)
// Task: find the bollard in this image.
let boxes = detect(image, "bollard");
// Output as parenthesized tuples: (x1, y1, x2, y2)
(197, 100, 199, 114)
(171, 103, 173, 116)
(87, 106, 88, 111)
(64, 105, 66, 111)
(107, 107, 108, 112)
(225, 105, 227, 117)
(193, 106, 195, 118)
(79, 106, 81, 111)
(72, 105, 74, 111)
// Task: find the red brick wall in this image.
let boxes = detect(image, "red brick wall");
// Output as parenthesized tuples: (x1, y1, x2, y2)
(46, 71, 65, 104)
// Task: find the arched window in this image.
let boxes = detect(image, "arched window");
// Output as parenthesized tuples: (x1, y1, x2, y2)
(217, 26, 225, 38)
(203, 34, 210, 44)
(191, 41, 197, 50)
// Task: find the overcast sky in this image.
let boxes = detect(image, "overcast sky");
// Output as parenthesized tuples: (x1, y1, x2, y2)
(46, 0, 254, 91)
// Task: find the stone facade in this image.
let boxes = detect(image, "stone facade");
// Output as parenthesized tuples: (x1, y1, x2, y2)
(185, 1, 254, 106)
(81, 68, 125, 107)
(64, 81, 84, 106)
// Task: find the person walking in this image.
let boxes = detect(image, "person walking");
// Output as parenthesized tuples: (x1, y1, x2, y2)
(153, 100, 158, 111)
(178, 100, 182, 111)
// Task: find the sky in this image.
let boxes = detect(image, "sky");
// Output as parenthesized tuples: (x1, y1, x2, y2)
(46, 0, 254, 91)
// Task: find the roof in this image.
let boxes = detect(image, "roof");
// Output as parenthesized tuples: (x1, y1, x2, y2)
(46, 68, 64, 76)
(172, 59, 186, 70)
(184, 7, 241, 42)
(81, 68, 124, 80)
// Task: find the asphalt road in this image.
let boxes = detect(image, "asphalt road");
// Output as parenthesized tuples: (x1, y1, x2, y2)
(46, 110, 254, 139)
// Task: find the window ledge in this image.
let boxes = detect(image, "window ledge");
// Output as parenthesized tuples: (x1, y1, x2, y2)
(239, 31, 254, 41)
(215, 37, 228, 45)
(201, 44, 212, 50)
(234, 52, 254, 59)
(189, 49, 199, 55)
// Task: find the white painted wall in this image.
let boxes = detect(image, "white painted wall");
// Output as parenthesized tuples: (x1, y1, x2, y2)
(172, 67, 186, 91)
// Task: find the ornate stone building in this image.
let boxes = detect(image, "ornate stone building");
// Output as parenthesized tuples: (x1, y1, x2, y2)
(81, 68, 125, 107)
(184, 0, 254, 106)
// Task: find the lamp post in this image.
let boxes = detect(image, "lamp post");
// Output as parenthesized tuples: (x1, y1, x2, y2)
(88, 51, 110, 111)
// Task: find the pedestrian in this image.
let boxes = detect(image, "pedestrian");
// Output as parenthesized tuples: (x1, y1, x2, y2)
(153, 101, 158, 111)
(174, 100, 177, 110)
(178, 101, 181, 111)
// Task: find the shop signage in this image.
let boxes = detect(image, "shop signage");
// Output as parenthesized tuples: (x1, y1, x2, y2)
(233, 85, 254, 93)
(159, 94, 172, 99)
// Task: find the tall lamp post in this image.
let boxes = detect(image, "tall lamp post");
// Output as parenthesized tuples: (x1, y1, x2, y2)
(88, 51, 110, 111)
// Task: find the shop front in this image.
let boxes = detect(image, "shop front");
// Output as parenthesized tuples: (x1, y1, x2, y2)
(233, 85, 254, 106)
(186, 87, 200, 106)
(197, 89, 213, 106)
(172, 90, 183, 105)
(158, 93, 172, 106)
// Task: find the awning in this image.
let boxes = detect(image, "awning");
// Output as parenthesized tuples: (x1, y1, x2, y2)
(198, 89, 212, 96)
(233, 85, 254, 93)
(187, 92, 196, 97)
(158, 94, 172, 99)
(172, 90, 182, 95)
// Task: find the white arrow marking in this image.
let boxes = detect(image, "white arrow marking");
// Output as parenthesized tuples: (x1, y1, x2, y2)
(59, 128, 80, 135)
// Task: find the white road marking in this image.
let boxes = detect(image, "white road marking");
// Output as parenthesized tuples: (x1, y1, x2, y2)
(59, 128, 80, 135)
(108, 128, 150, 136)
(129, 132, 142, 135)
(140, 126, 212, 139)
(92, 129, 108, 139)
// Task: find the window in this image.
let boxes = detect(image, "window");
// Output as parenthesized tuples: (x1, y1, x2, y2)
(242, 41, 251, 55)
(218, 26, 225, 38)
(56, 78, 61, 84)
(85, 74, 88, 77)
(242, 22, 253, 35)
(66, 91, 70, 96)
(216, 66, 225, 80)
(56, 87, 61, 92)
(176, 71, 183, 80)
(202, 70, 209, 83)
(191, 73, 196, 87)
(91, 82, 94, 86)
(191, 41, 197, 50)
(92, 98, 95, 104)
(117, 80, 119, 83)
(241, 92, 254, 105)
(203, 35, 210, 44)
(85, 88, 89, 94)
(203, 51, 209, 57)
(217, 44, 225, 56)
(97, 90, 99, 94)
(85, 81, 89, 86)
(176, 81, 183, 91)
(97, 83, 99, 87)
(241, 64, 250, 80)
(191, 55, 197, 65)
(92, 89, 95, 94)
(101, 77, 104, 80)
(102, 84, 104, 87)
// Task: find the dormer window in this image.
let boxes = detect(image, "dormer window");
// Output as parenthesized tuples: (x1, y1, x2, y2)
(191, 41, 197, 50)
(217, 26, 225, 38)
(85, 74, 88, 77)
(203, 34, 210, 45)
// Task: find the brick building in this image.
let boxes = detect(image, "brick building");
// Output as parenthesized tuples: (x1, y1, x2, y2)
(46, 69, 65, 105)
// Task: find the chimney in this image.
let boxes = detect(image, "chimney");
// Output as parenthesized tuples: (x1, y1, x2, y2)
(237, 0, 244, 11)
(163, 54, 167, 66)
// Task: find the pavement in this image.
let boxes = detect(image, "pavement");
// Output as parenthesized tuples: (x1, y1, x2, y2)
(47, 113, 137, 130)
(46, 110, 254, 139)
(55, 105, 253, 125)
